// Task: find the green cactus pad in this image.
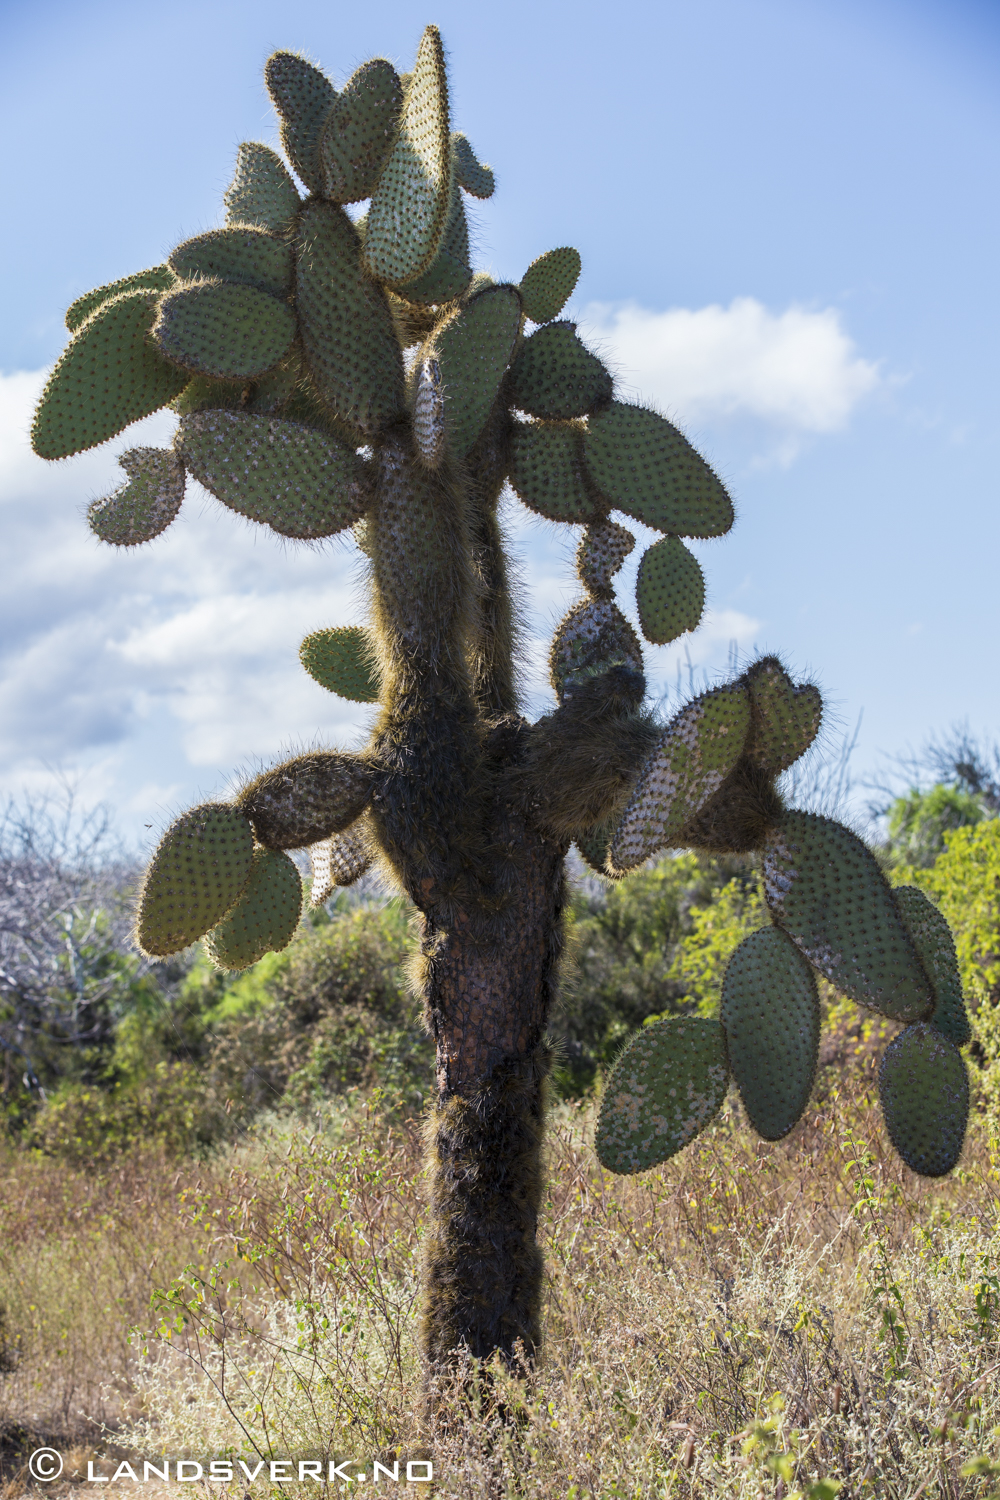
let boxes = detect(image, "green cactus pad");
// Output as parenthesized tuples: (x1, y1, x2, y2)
(300, 626, 381, 702)
(224, 142, 301, 233)
(264, 51, 336, 194)
(550, 599, 644, 701)
(878, 1022, 969, 1177)
(310, 821, 373, 905)
(397, 177, 471, 307)
(168, 227, 293, 298)
(452, 132, 495, 198)
(763, 811, 933, 1023)
(585, 402, 734, 537)
(721, 926, 820, 1141)
(577, 519, 635, 597)
(893, 886, 971, 1046)
(509, 322, 613, 420)
(295, 200, 405, 438)
(744, 657, 823, 774)
(519, 248, 581, 324)
(153, 280, 296, 381)
(319, 58, 403, 203)
(33, 292, 189, 461)
(88, 447, 185, 547)
(246, 359, 301, 414)
(429, 285, 522, 458)
(136, 803, 254, 957)
(508, 420, 601, 524)
(205, 848, 303, 972)
(177, 411, 369, 540)
(239, 752, 373, 850)
(65, 265, 177, 333)
(635, 535, 705, 645)
(363, 26, 451, 287)
(609, 684, 751, 871)
(596, 1016, 730, 1174)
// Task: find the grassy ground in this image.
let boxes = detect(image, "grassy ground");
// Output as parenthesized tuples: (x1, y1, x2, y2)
(1, 1006, 1000, 1499)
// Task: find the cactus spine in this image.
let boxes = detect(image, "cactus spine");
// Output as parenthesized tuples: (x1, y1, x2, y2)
(34, 26, 975, 1382)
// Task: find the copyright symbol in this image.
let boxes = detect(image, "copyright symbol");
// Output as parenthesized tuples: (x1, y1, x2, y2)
(29, 1448, 63, 1481)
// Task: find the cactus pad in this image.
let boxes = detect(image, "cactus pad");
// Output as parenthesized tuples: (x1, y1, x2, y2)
(264, 51, 336, 194)
(300, 626, 381, 702)
(585, 402, 734, 537)
(610, 685, 751, 871)
(452, 132, 495, 198)
(224, 142, 301, 233)
(65, 265, 176, 333)
(596, 1017, 730, 1174)
(363, 26, 451, 286)
(508, 322, 613, 420)
(893, 885, 971, 1046)
(519, 248, 581, 324)
(239, 752, 373, 849)
(763, 811, 933, 1023)
(508, 420, 601, 523)
(413, 357, 446, 468)
(153, 281, 297, 380)
(430, 285, 522, 457)
(745, 657, 823, 773)
(168, 227, 293, 298)
(635, 535, 705, 644)
(205, 847, 303, 971)
(136, 803, 254, 957)
(295, 200, 405, 438)
(577, 519, 635, 597)
(878, 1022, 969, 1176)
(721, 926, 820, 1140)
(397, 178, 472, 307)
(320, 58, 403, 203)
(550, 599, 643, 701)
(310, 820, 373, 904)
(33, 292, 188, 460)
(88, 447, 185, 547)
(177, 411, 369, 539)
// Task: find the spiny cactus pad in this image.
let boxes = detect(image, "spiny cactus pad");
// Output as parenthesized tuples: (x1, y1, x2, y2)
(585, 402, 734, 537)
(397, 179, 472, 307)
(577, 519, 635, 597)
(310, 820, 373, 905)
(153, 281, 297, 380)
(610, 685, 751, 871)
(224, 142, 301, 233)
(635, 535, 705, 645)
(88, 447, 185, 547)
(721, 926, 820, 1140)
(430, 285, 522, 458)
(239, 752, 372, 849)
(519, 248, 581, 325)
(320, 59, 402, 204)
(745, 657, 823, 773)
(168, 227, 293, 298)
(295, 201, 404, 437)
(205, 847, 303, 971)
(508, 420, 601, 523)
(508, 322, 613, 421)
(65, 265, 176, 333)
(878, 1022, 969, 1177)
(177, 411, 369, 539)
(452, 132, 495, 198)
(364, 26, 450, 287)
(33, 292, 189, 460)
(550, 599, 643, 701)
(763, 811, 933, 1023)
(300, 626, 381, 702)
(893, 885, 971, 1046)
(136, 803, 254, 957)
(596, 1017, 730, 1174)
(265, 51, 336, 195)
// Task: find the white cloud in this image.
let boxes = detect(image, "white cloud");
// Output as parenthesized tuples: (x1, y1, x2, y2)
(579, 296, 879, 433)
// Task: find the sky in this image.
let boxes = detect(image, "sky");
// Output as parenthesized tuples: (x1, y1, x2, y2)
(1, 0, 998, 848)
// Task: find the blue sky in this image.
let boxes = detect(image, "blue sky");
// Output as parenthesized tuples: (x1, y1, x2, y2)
(1, 0, 998, 845)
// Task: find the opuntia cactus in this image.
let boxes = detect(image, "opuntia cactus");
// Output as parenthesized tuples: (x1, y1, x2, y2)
(32, 25, 975, 1376)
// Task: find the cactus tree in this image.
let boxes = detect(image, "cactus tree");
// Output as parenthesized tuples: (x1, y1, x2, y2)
(33, 27, 974, 1371)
